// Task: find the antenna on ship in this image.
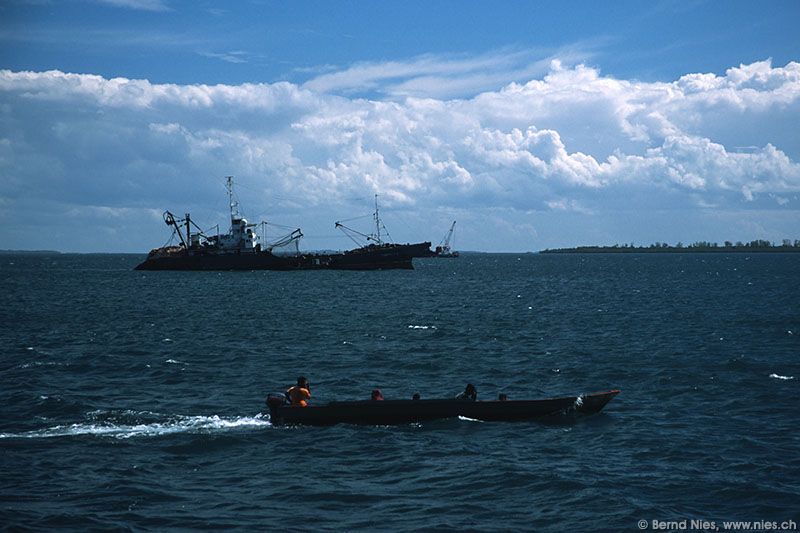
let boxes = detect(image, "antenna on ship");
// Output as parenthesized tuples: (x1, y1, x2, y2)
(226, 176, 240, 222)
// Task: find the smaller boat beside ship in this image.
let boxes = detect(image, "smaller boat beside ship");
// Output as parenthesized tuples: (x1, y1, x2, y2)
(135, 177, 415, 271)
(266, 389, 619, 426)
(433, 220, 459, 258)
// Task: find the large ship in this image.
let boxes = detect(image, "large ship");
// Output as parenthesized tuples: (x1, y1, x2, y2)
(334, 195, 434, 259)
(134, 178, 414, 271)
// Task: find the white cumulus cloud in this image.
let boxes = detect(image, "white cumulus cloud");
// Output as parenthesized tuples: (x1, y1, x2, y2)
(0, 57, 798, 251)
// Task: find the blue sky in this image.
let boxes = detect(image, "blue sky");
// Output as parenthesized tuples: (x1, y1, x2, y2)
(1, 0, 799, 252)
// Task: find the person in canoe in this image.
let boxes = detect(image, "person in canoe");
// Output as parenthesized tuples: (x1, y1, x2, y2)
(286, 376, 311, 407)
(456, 383, 477, 401)
(371, 389, 384, 401)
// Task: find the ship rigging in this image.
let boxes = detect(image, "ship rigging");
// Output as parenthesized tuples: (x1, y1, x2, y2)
(334, 194, 393, 248)
(135, 176, 417, 271)
(333, 195, 434, 258)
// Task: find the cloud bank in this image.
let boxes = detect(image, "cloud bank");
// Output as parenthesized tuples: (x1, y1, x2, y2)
(0, 58, 798, 251)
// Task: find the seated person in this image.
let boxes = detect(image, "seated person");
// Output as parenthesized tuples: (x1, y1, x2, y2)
(455, 383, 477, 401)
(371, 389, 384, 401)
(286, 376, 311, 407)
(498, 393, 508, 401)
(412, 393, 420, 400)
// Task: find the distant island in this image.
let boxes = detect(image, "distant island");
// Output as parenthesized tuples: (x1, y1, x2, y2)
(0, 249, 61, 255)
(541, 239, 800, 254)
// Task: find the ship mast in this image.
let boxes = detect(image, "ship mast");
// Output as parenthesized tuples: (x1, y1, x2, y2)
(371, 194, 393, 244)
(373, 194, 381, 245)
(226, 176, 240, 222)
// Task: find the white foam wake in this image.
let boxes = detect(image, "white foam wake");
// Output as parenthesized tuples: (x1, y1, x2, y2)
(0, 413, 271, 440)
(769, 373, 794, 380)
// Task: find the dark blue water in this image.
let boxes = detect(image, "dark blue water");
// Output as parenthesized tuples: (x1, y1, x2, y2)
(1, 253, 798, 530)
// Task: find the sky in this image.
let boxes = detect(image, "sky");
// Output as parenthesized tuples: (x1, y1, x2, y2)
(1, 0, 799, 253)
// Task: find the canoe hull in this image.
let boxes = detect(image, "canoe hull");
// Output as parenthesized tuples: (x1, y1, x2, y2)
(267, 390, 619, 426)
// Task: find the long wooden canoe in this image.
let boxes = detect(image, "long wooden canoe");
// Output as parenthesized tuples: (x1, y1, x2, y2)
(266, 390, 620, 426)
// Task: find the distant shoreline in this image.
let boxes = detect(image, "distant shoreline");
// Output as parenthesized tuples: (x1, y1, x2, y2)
(541, 245, 800, 254)
(0, 249, 61, 255)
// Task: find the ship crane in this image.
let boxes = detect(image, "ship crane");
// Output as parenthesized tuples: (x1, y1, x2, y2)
(262, 225, 304, 253)
(163, 210, 205, 250)
(440, 221, 456, 250)
(435, 221, 459, 257)
(334, 221, 380, 248)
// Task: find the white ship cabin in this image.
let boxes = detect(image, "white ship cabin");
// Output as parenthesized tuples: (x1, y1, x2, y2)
(195, 216, 260, 252)
(219, 217, 259, 251)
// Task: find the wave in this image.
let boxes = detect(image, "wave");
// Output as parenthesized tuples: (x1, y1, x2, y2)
(17, 360, 65, 369)
(0, 411, 271, 440)
(769, 373, 794, 380)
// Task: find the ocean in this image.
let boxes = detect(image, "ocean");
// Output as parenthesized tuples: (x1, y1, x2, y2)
(1, 253, 798, 531)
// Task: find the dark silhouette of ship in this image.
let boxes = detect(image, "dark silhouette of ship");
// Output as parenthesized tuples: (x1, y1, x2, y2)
(334, 195, 434, 259)
(134, 178, 416, 271)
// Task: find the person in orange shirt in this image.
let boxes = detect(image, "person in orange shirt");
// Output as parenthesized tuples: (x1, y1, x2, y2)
(286, 376, 311, 407)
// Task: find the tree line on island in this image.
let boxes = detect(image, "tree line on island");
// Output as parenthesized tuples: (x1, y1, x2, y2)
(540, 239, 800, 253)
